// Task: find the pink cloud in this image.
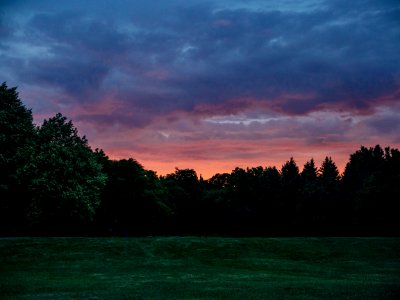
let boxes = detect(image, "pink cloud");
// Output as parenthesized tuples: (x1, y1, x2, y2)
(88, 106, 397, 178)
(27, 89, 400, 180)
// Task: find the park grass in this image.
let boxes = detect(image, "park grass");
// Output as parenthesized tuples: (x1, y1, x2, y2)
(0, 237, 399, 299)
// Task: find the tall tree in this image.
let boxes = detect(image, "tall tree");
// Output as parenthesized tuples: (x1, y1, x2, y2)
(98, 158, 172, 235)
(301, 159, 318, 182)
(0, 82, 36, 234)
(299, 159, 320, 231)
(163, 168, 202, 233)
(342, 145, 385, 232)
(381, 147, 400, 233)
(318, 157, 340, 231)
(280, 157, 301, 231)
(260, 166, 282, 234)
(203, 173, 231, 234)
(319, 156, 339, 183)
(342, 145, 384, 191)
(281, 157, 300, 185)
(26, 113, 106, 233)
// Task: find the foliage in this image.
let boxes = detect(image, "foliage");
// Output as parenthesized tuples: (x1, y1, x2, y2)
(97, 158, 172, 235)
(1, 84, 400, 236)
(24, 113, 107, 233)
(0, 83, 36, 234)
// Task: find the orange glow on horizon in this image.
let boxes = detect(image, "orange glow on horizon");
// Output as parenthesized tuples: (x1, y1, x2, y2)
(106, 148, 350, 179)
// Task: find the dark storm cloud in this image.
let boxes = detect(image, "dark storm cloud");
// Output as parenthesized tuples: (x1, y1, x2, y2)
(0, 0, 399, 121)
(22, 57, 109, 98)
(117, 0, 399, 115)
(28, 11, 132, 56)
(0, 13, 11, 40)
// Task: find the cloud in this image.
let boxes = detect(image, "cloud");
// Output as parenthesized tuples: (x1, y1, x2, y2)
(0, 0, 399, 177)
(2, 0, 399, 115)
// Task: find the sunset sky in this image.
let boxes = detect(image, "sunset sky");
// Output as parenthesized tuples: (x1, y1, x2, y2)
(1, 0, 399, 178)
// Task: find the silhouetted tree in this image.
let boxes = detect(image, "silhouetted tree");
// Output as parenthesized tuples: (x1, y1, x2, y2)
(343, 145, 384, 191)
(318, 157, 340, 231)
(209, 173, 230, 189)
(163, 168, 202, 234)
(224, 167, 254, 234)
(257, 166, 282, 234)
(344, 145, 400, 234)
(299, 159, 320, 231)
(280, 157, 300, 231)
(25, 113, 107, 234)
(247, 166, 265, 208)
(342, 145, 385, 232)
(97, 158, 172, 235)
(381, 147, 400, 233)
(0, 82, 36, 234)
(203, 173, 231, 234)
(302, 159, 318, 181)
(319, 157, 340, 183)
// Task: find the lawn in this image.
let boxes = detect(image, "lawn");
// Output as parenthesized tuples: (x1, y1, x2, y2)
(0, 237, 399, 299)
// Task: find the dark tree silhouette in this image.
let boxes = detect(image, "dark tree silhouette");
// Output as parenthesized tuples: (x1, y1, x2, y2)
(342, 145, 386, 233)
(280, 157, 301, 231)
(262, 166, 282, 232)
(203, 173, 231, 234)
(0, 82, 36, 234)
(209, 173, 230, 189)
(163, 168, 202, 234)
(381, 147, 400, 233)
(25, 113, 107, 234)
(97, 158, 172, 235)
(299, 159, 320, 231)
(302, 159, 318, 181)
(319, 157, 340, 183)
(318, 157, 340, 232)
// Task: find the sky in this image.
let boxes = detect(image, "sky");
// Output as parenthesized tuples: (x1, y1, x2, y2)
(1, 0, 399, 178)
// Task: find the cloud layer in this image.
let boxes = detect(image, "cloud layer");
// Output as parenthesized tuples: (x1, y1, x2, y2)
(1, 0, 399, 177)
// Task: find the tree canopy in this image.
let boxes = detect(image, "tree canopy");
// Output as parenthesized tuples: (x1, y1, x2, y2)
(25, 113, 107, 233)
(0, 83, 36, 234)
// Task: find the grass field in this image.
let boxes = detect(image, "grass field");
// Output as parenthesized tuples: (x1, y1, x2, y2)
(0, 237, 399, 299)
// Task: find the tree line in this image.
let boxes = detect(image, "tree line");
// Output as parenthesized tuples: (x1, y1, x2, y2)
(1, 83, 399, 236)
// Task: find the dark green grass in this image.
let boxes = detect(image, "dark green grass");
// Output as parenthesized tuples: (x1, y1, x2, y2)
(1, 237, 399, 299)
